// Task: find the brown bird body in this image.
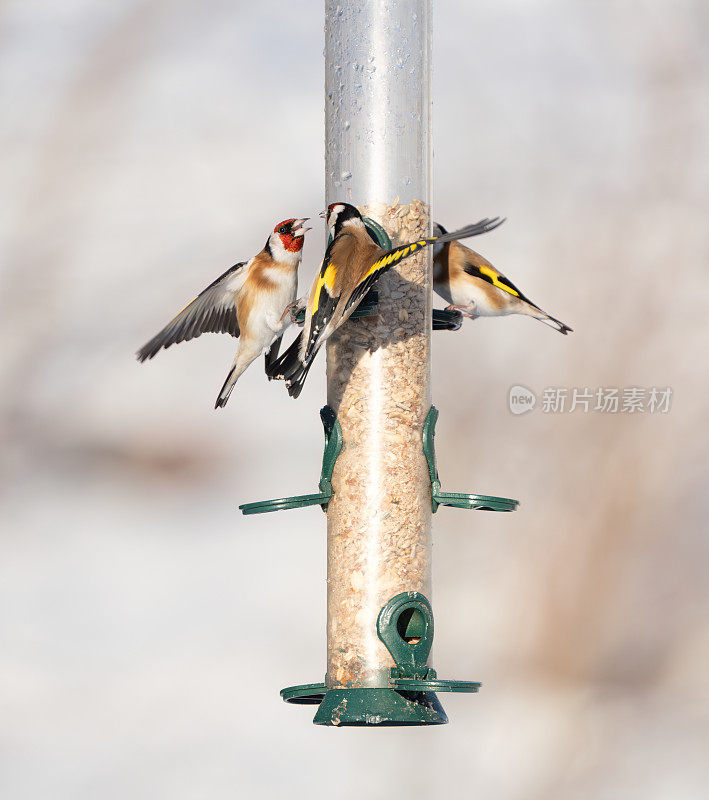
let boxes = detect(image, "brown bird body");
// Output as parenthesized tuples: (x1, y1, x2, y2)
(432, 224, 572, 334)
(298, 219, 383, 361)
(137, 218, 311, 407)
(269, 203, 504, 397)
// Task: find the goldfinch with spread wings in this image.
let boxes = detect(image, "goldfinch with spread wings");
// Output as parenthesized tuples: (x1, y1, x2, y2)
(268, 203, 504, 398)
(137, 218, 311, 408)
(432, 223, 572, 334)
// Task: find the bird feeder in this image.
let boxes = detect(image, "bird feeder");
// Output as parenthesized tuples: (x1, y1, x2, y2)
(240, 0, 517, 725)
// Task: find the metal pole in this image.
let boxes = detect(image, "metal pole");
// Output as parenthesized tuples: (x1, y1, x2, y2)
(318, 0, 442, 725)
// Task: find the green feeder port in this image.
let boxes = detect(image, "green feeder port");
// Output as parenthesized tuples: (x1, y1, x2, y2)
(239, 405, 518, 517)
(281, 593, 480, 726)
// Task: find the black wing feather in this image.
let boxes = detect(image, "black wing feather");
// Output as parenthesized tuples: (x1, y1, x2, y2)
(264, 335, 283, 378)
(462, 258, 539, 309)
(137, 262, 244, 362)
(344, 217, 506, 315)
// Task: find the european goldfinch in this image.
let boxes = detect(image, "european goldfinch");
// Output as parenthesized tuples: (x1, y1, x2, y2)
(432, 223, 572, 334)
(268, 203, 503, 397)
(137, 218, 311, 408)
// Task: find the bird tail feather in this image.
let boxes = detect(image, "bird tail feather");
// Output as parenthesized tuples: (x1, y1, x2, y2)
(429, 217, 505, 245)
(531, 310, 573, 335)
(215, 365, 237, 408)
(284, 359, 315, 399)
(265, 333, 316, 398)
(264, 335, 283, 379)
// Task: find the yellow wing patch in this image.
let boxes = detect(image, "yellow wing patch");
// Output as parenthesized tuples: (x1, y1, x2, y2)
(479, 265, 519, 297)
(311, 263, 338, 314)
(363, 255, 387, 279)
(322, 263, 337, 290)
(362, 240, 427, 280)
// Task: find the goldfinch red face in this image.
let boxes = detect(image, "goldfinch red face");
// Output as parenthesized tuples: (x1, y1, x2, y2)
(276, 218, 310, 252)
(270, 218, 311, 258)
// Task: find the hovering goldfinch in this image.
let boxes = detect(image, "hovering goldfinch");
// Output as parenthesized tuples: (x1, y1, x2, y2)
(432, 223, 572, 334)
(137, 218, 311, 408)
(268, 203, 504, 397)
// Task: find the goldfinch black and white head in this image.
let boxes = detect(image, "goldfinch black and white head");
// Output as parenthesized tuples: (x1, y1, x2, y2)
(320, 202, 365, 240)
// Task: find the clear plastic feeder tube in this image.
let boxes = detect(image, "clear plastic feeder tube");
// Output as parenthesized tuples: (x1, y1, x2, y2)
(324, 0, 433, 689)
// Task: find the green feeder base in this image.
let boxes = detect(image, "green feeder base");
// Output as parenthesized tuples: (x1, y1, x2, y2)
(312, 687, 448, 727)
(282, 593, 482, 726)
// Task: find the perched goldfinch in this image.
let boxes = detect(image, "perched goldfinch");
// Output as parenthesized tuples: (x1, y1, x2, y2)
(268, 203, 503, 397)
(432, 223, 572, 334)
(137, 218, 311, 408)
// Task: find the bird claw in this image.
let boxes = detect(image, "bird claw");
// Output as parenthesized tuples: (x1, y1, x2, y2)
(445, 303, 476, 320)
(285, 298, 307, 326)
(279, 301, 300, 324)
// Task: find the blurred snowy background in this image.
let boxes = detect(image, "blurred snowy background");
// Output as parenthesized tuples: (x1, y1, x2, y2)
(1, 1, 707, 798)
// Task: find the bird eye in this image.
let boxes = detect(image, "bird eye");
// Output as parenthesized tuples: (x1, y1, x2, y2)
(278, 226, 287, 234)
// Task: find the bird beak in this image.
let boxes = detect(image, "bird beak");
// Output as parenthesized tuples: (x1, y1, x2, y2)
(318, 210, 327, 219)
(292, 218, 311, 237)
